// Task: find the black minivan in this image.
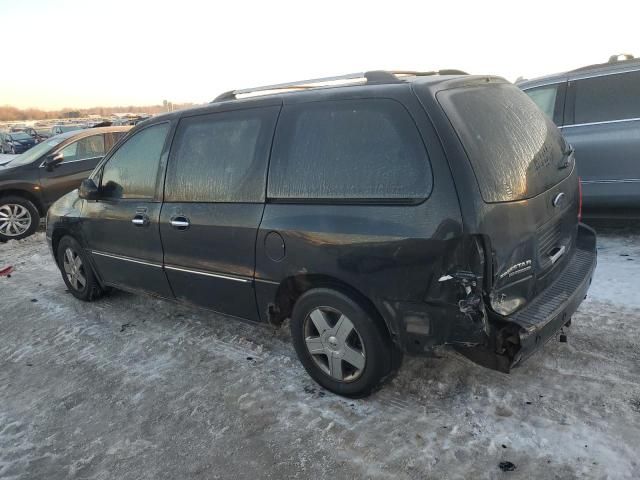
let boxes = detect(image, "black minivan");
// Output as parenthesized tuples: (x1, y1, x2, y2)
(46, 71, 597, 397)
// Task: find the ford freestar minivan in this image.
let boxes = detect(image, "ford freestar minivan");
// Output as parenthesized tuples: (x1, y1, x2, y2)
(46, 71, 597, 397)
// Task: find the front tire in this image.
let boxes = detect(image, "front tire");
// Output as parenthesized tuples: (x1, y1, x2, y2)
(290, 288, 399, 398)
(0, 196, 39, 241)
(56, 236, 104, 301)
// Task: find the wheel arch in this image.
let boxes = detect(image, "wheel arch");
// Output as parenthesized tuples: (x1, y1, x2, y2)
(51, 228, 90, 264)
(50, 227, 69, 263)
(0, 188, 46, 216)
(271, 273, 394, 341)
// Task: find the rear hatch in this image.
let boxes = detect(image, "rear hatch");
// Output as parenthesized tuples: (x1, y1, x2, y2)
(437, 82, 579, 316)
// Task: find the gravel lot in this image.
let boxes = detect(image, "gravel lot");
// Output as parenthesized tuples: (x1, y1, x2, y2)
(1, 224, 639, 479)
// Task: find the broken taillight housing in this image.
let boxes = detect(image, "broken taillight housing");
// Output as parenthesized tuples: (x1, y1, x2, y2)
(490, 293, 526, 316)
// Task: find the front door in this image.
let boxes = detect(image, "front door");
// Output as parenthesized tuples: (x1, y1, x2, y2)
(82, 122, 173, 298)
(159, 105, 280, 320)
(40, 133, 106, 205)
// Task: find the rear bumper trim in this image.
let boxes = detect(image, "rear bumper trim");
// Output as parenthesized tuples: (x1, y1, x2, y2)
(509, 223, 597, 366)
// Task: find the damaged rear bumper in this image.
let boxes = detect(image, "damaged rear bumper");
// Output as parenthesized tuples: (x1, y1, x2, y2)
(460, 223, 597, 372)
(510, 223, 597, 366)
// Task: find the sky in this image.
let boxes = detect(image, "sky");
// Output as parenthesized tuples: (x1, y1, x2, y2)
(1, 0, 638, 110)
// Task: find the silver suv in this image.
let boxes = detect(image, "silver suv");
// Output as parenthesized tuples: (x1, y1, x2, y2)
(518, 54, 640, 218)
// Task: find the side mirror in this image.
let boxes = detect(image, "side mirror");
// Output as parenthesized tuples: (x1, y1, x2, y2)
(45, 152, 64, 170)
(79, 178, 100, 200)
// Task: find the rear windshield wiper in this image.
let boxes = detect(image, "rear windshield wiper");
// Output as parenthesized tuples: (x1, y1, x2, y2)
(558, 145, 575, 169)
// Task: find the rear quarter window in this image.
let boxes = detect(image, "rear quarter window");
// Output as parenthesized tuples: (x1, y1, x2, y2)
(268, 98, 432, 202)
(572, 70, 640, 124)
(438, 83, 569, 203)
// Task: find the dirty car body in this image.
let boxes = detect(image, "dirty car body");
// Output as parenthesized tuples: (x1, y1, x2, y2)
(46, 71, 597, 396)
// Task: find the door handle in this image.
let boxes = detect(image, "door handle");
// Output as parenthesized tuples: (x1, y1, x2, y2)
(548, 245, 566, 265)
(170, 216, 190, 230)
(131, 214, 149, 227)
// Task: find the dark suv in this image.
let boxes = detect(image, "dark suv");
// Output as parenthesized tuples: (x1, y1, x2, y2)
(46, 71, 597, 397)
(0, 126, 130, 241)
(517, 54, 640, 218)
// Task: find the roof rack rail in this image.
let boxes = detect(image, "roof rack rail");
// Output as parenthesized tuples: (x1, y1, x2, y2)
(390, 69, 469, 77)
(212, 69, 468, 102)
(570, 53, 637, 73)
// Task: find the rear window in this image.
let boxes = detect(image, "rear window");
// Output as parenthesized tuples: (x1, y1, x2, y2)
(438, 83, 569, 203)
(268, 99, 431, 201)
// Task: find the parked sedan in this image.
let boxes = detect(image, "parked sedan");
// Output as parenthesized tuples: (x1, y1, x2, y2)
(0, 126, 130, 240)
(1, 131, 36, 154)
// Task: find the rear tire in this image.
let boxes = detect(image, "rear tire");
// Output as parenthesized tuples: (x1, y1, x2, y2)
(290, 288, 400, 398)
(56, 236, 104, 301)
(0, 196, 39, 241)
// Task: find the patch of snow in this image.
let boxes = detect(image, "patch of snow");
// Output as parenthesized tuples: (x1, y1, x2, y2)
(587, 229, 640, 308)
(0, 227, 639, 479)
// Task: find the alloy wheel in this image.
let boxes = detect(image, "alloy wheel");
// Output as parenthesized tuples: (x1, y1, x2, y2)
(303, 306, 366, 382)
(0, 204, 32, 237)
(63, 247, 87, 291)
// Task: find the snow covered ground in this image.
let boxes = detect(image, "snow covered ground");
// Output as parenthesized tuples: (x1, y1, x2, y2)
(1, 227, 639, 479)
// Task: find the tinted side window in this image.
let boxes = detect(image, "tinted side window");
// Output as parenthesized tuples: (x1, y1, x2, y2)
(59, 134, 105, 162)
(573, 70, 640, 124)
(524, 85, 558, 121)
(165, 107, 279, 203)
(100, 123, 169, 200)
(268, 99, 431, 201)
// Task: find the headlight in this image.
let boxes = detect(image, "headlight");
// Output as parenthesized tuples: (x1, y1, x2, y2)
(490, 293, 526, 316)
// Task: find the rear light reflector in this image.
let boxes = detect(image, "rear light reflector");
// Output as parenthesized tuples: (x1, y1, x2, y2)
(578, 177, 583, 221)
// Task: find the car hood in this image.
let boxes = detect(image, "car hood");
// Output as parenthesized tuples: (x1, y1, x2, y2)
(0, 159, 27, 172)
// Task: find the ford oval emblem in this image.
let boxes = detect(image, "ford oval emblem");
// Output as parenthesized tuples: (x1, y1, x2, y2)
(552, 192, 565, 208)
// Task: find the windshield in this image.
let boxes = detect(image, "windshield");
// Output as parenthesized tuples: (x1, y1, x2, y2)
(9, 132, 31, 141)
(5, 138, 63, 167)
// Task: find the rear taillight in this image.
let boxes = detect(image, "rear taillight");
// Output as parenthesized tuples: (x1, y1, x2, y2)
(578, 177, 583, 221)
